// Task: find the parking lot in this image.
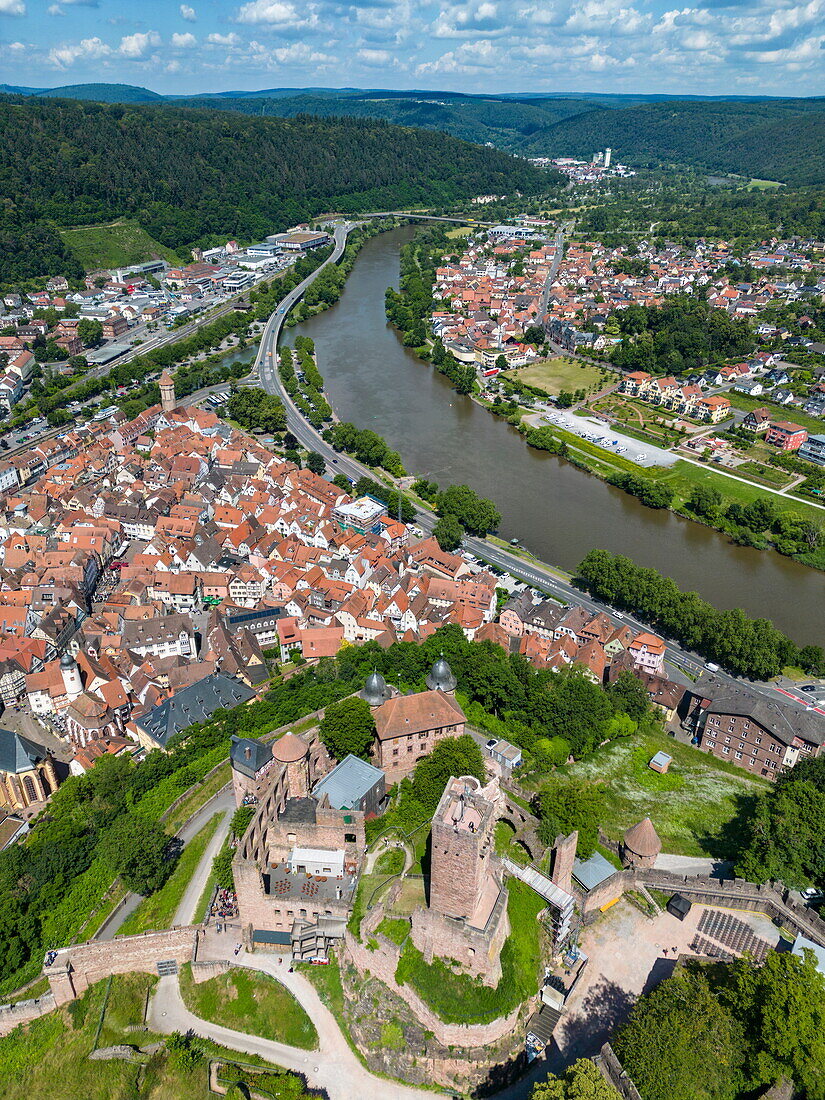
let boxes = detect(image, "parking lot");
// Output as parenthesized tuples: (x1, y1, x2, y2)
(538, 410, 679, 468)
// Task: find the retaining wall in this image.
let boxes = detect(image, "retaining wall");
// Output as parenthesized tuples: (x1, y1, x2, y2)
(594, 1043, 643, 1100)
(343, 929, 525, 1047)
(48, 926, 199, 1005)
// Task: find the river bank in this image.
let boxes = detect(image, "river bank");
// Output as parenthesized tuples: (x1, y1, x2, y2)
(288, 225, 823, 642)
(389, 229, 825, 574)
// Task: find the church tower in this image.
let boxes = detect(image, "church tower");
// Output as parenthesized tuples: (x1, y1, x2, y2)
(60, 652, 83, 700)
(159, 369, 176, 413)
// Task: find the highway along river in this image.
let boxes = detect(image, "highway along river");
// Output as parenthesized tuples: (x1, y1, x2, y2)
(290, 225, 823, 644)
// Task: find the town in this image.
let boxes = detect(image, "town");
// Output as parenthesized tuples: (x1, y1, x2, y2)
(0, 53, 823, 1100)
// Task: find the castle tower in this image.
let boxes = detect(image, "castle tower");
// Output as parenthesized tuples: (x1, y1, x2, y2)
(359, 670, 392, 708)
(159, 369, 176, 414)
(271, 732, 310, 797)
(60, 652, 82, 700)
(429, 775, 495, 921)
(550, 831, 578, 894)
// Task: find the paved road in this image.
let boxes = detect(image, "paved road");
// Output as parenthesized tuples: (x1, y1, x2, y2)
(173, 797, 234, 927)
(148, 954, 436, 1100)
(95, 786, 235, 941)
(255, 220, 824, 715)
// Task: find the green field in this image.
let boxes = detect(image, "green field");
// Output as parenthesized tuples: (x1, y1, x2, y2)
(117, 813, 222, 936)
(0, 973, 282, 1100)
(651, 459, 825, 523)
(510, 356, 608, 397)
(60, 219, 182, 271)
(556, 729, 769, 858)
(178, 963, 318, 1049)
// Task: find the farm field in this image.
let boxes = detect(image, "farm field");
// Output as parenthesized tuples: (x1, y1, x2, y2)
(557, 729, 770, 858)
(59, 219, 182, 271)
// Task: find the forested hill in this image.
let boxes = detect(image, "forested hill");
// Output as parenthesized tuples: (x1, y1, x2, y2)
(0, 95, 549, 284)
(518, 100, 825, 186)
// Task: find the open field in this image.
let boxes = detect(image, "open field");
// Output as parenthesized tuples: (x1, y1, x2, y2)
(650, 459, 825, 522)
(117, 813, 221, 936)
(511, 356, 608, 397)
(446, 225, 472, 239)
(556, 729, 769, 858)
(178, 963, 318, 1049)
(0, 973, 281, 1100)
(59, 219, 181, 271)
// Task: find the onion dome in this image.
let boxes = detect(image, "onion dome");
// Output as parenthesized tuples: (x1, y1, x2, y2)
(426, 654, 457, 693)
(360, 670, 392, 707)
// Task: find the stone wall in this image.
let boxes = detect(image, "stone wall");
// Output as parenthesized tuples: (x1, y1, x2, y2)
(411, 887, 508, 986)
(191, 959, 231, 984)
(594, 1043, 643, 1100)
(0, 992, 56, 1037)
(579, 866, 825, 949)
(47, 927, 199, 1004)
(343, 929, 526, 1048)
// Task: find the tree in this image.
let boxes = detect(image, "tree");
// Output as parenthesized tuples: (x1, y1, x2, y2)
(735, 777, 825, 888)
(77, 318, 103, 347)
(332, 473, 352, 494)
(687, 484, 723, 520)
(607, 671, 650, 722)
(531, 1059, 620, 1099)
(306, 451, 326, 475)
(98, 814, 179, 895)
(535, 778, 607, 857)
(613, 969, 744, 1100)
(411, 734, 485, 811)
(318, 696, 376, 761)
(435, 483, 501, 535)
(433, 514, 464, 552)
(541, 669, 613, 758)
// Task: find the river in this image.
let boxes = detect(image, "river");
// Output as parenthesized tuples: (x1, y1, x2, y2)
(288, 225, 823, 644)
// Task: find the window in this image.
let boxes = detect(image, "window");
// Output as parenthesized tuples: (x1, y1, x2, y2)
(735, 752, 742, 760)
(722, 747, 730, 754)
(407, 745, 413, 752)
(344, 833, 356, 843)
(738, 742, 745, 751)
(755, 736, 762, 745)
(706, 740, 716, 748)
(724, 736, 731, 744)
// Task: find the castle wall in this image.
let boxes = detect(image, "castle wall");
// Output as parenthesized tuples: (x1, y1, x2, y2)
(410, 889, 508, 986)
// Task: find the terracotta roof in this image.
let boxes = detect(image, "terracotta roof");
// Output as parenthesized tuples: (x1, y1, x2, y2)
(623, 817, 662, 858)
(271, 731, 309, 763)
(373, 690, 465, 741)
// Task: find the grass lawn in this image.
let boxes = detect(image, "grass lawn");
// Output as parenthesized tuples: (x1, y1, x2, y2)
(510, 356, 607, 397)
(395, 879, 544, 1025)
(376, 917, 410, 946)
(59, 219, 181, 271)
(117, 813, 222, 936)
(0, 973, 286, 1100)
(178, 963, 318, 1050)
(163, 763, 231, 833)
(494, 820, 532, 866)
(556, 729, 769, 858)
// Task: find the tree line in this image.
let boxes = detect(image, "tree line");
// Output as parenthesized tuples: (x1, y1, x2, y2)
(576, 548, 824, 677)
(0, 95, 547, 285)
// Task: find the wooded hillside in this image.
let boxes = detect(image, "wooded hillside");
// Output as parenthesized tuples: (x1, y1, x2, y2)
(0, 95, 548, 282)
(518, 100, 825, 185)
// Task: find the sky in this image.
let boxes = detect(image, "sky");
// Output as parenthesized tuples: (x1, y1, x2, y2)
(0, 0, 823, 97)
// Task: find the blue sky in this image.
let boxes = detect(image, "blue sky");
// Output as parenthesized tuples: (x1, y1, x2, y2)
(1, 0, 823, 96)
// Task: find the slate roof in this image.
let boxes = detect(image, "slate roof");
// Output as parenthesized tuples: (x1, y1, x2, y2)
(695, 674, 825, 747)
(312, 754, 385, 810)
(572, 851, 618, 892)
(230, 734, 272, 779)
(0, 727, 48, 774)
(137, 672, 255, 748)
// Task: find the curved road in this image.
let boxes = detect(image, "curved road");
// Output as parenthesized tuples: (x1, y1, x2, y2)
(255, 223, 821, 711)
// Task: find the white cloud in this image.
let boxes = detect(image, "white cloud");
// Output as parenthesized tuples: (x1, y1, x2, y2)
(357, 46, 393, 65)
(180, 3, 196, 20)
(118, 30, 161, 58)
(48, 35, 111, 67)
(0, 0, 25, 15)
(271, 40, 333, 63)
(235, 0, 308, 25)
(206, 31, 241, 45)
(171, 31, 197, 48)
(48, 2, 62, 12)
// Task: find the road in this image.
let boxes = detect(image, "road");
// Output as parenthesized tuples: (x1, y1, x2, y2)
(148, 955, 436, 1100)
(256, 220, 825, 713)
(95, 786, 235, 941)
(538, 225, 567, 321)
